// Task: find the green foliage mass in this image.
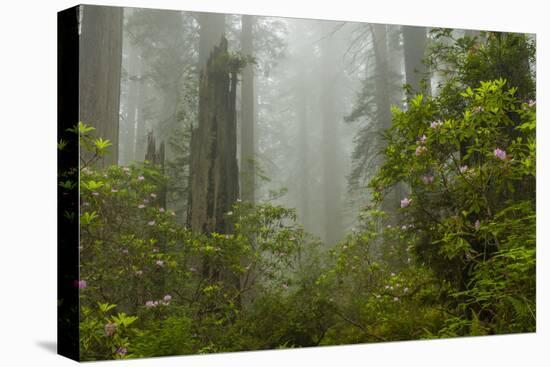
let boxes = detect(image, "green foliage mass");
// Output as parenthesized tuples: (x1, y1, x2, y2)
(73, 29, 536, 360)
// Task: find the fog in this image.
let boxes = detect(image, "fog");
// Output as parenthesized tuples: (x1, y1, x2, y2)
(113, 8, 431, 244)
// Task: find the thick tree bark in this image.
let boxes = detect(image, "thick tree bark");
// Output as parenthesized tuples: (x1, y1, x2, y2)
(371, 24, 407, 217)
(240, 14, 256, 203)
(186, 11, 227, 232)
(188, 37, 239, 237)
(198, 13, 226, 71)
(79, 5, 123, 167)
(120, 41, 139, 166)
(402, 25, 431, 96)
(134, 68, 147, 162)
(373, 24, 392, 131)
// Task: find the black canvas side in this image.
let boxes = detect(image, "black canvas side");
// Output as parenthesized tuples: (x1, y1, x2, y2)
(57, 5, 80, 362)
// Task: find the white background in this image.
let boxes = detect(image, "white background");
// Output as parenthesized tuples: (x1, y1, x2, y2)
(0, 0, 548, 365)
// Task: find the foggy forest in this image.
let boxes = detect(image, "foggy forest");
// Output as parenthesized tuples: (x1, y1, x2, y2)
(60, 5, 536, 360)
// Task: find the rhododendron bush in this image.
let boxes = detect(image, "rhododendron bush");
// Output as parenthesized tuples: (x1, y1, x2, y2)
(367, 79, 536, 336)
(77, 123, 316, 358)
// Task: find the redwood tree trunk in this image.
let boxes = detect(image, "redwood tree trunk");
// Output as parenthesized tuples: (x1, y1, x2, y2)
(402, 25, 431, 96)
(198, 13, 226, 71)
(320, 28, 343, 245)
(373, 24, 401, 215)
(188, 37, 239, 237)
(240, 14, 256, 203)
(120, 41, 139, 166)
(79, 5, 123, 167)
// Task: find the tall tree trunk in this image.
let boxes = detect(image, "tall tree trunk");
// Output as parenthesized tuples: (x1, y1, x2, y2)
(386, 25, 407, 208)
(198, 13, 226, 71)
(188, 38, 240, 288)
(188, 37, 239, 237)
(187, 11, 226, 231)
(372, 24, 401, 215)
(79, 5, 123, 167)
(120, 41, 139, 166)
(240, 14, 256, 203)
(297, 70, 311, 231)
(134, 62, 147, 162)
(320, 29, 343, 245)
(402, 25, 431, 96)
(373, 24, 392, 132)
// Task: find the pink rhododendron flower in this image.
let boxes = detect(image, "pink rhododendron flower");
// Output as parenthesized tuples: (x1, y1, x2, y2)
(148, 221, 155, 226)
(393, 297, 400, 302)
(528, 99, 536, 107)
(135, 270, 143, 276)
(159, 207, 165, 212)
(76, 280, 87, 289)
(418, 135, 427, 144)
(430, 120, 443, 129)
(116, 347, 127, 356)
(459, 165, 469, 174)
(145, 300, 156, 308)
(121, 249, 129, 254)
(138, 204, 145, 209)
(400, 198, 412, 208)
(404, 287, 409, 293)
(111, 188, 118, 193)
(155, 260, 164, 267)
(92, 192, 99, 196)
(170, 211, 176, 216)
(163, 294, 172, 302)
(122, 167, 130, 172)
(493, 148, 507, 160)
(143, 198, 149, 204)
(475, 220, 481, 230)
(137, 176, 145, 181)
(189, 266, 197, 272)
(282, 283, 289, 289)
